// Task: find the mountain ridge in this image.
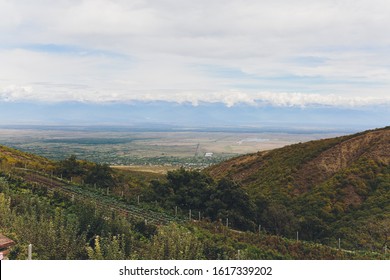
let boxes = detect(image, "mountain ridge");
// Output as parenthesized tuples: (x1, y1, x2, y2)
(207, 126, 389, 192)
(206, 126, 390, 248)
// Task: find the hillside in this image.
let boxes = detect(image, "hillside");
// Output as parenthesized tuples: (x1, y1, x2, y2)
(208, 127, 389, 189)
(1, 138, 388, 259)
(0, 168, 386, 260)
(0, 144, 54, 171)
(207, 127, 390, 250)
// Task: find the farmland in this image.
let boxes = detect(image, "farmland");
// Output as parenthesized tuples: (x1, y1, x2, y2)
(0, 126, 345, 168)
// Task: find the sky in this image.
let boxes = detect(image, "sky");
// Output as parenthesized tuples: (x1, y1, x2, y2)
(0, 0, 390, 126)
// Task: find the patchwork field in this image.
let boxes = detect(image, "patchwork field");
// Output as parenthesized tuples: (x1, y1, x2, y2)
(0, 126, 346, 167)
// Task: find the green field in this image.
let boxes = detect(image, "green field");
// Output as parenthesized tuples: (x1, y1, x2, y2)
(0, 127, 344, 168)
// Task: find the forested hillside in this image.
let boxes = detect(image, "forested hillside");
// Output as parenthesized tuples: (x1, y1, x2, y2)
(207, 127, 390, 250)
(0, 127, 389, 259)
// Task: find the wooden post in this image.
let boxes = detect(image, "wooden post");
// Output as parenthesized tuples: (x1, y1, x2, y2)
(226, 218, 229, 228)
(258, 224, 261, 233)
(137, 195, 140, 205)
(175, 206, 178, 217)
(296, 231, 299, 242)
(338, 238, 341, 250)
(28, 244, 32, 260)
(198, 211, 201, 221)
(189, 209, 192, 220)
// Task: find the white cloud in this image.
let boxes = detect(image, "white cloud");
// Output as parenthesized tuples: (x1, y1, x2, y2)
(1, 83, 389, 108)
(0, 85, 33, 101)
(1, 0, 390, 106)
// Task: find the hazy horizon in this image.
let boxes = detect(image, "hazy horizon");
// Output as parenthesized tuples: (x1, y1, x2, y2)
(1, 1, 389, 131)
(0, 101, 388, 132)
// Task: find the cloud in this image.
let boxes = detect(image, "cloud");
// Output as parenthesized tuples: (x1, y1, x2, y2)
(1, 83, 389, 108)
(1, 0, 390, 107)
(0, 85, 33, 101)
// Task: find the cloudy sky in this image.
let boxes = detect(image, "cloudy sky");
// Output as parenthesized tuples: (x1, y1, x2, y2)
(1, 0, 390, 109)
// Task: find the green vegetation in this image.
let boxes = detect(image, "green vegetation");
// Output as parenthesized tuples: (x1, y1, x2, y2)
(0, 127, 389, 259)
(208, 127, 390, 251)
(0, 175, 385, 260)
(54, 155, 115, 188)
(0, 144, 55, 171)
(150, 168, 256, 230)
(0, 175, 149, 259)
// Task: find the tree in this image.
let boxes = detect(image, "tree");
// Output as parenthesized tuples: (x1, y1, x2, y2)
(85, 163, 115, 188)
(366, 217, 390, 250)
(206, 178, 256, 230)
(151, 168, 213, 210)
(56, 155, 84, 179)
(261, 203, 298, 236)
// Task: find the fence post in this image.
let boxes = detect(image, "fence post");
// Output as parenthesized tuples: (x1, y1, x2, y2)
(28, 244, 32, 260)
